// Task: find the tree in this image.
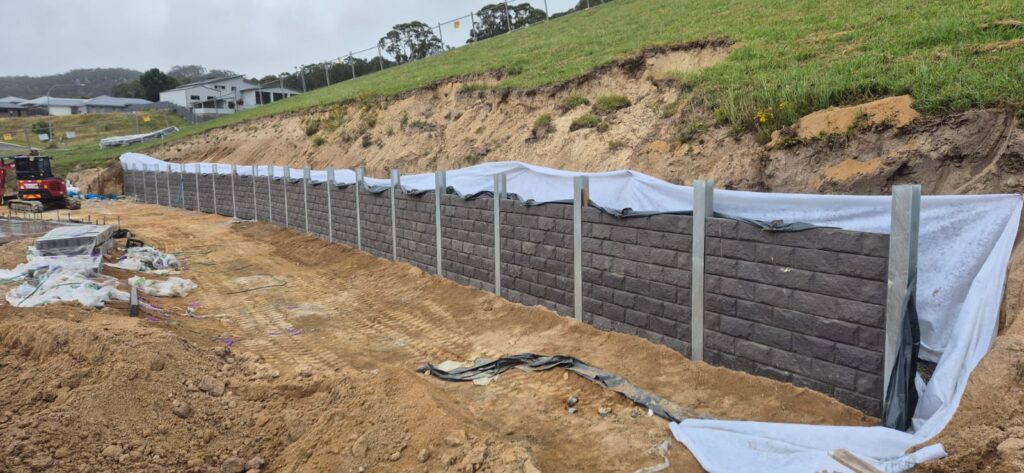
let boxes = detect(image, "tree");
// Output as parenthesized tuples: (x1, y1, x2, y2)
(469, 3, 547, 43)
(111, 80, 145, 98)
(168, 65, 237, 84)
(138, 68, 179, 102)
(378, 21, 444, 64)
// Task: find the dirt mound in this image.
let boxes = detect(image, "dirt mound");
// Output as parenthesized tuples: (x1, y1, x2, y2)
(67, 165, 123, 195)
(773, 95, 920, 144)
(644, 44, 732, 80)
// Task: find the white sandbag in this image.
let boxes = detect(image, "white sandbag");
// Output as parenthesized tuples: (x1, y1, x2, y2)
(128, 276, 197, 297)
(6, 264, 127, 308)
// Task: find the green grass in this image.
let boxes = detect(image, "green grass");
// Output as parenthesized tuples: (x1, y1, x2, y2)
(47, 0, 1024, 169)
(570, 112, 605, 131)
(593, 95, 632, 114)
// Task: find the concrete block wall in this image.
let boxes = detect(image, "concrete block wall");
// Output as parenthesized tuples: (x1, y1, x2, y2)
(702, 218, 888, 415)
(358, 188, 393, 259)
(234, 175, 256, 221)
(126, 169, 891, 416)
(442, 195, 494, 293)
(213, 174, 233, 217)
(583, 209, 694, 356)
(395, 192, 437, 273)
(499, 201, 572, 316)
(329, 184, 359, 247)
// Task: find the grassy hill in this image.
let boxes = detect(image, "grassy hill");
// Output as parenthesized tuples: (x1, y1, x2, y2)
(49, 0, 1024, 170)
(0, 111, 187, 174)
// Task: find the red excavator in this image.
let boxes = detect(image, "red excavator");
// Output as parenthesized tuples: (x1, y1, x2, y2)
(0, 152, 81, 212)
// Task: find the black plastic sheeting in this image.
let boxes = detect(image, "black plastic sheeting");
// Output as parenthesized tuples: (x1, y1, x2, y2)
(882, 277, 921, 431)
(417, 353, 710, 423)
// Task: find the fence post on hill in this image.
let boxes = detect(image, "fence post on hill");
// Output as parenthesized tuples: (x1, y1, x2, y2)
(303, 165, 311, 234)
(493, 173, 507, 296)
(573, 175, 590, 323)
(165, 164, 172, 207)
(883, 184, 921, 410)
(231, 164, 238, 218)
(435, 170, 446, 276)
(355, 167, 364, 250)
(390, 169, 400, 260)
(251, 165, 258, 221)
(690, 179, 715, 362)
(283, 167, 290, 228)
(326, 167, 335, 242)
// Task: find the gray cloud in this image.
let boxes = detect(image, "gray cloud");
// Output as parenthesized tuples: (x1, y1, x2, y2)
(2, 0, 580, 77)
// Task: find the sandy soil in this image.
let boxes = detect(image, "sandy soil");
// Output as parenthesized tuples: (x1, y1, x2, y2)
(0, 201, 874, 472)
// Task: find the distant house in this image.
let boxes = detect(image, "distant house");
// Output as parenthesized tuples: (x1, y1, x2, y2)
(20, 96, 87, 116)
(158, 75, 300, 117)
(83, 95, 153, 114)
(0, 101, 27, 117)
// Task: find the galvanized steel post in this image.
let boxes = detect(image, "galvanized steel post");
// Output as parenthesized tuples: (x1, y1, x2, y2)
(178, 163, 185, 208)
(267, 166, 274, 223)
(355, 168, 364, 250)
(883, 184, 921, 408)
(326, 167, 335, 242)
(390, 169, 400, 260)
(435, 171, 446, 275)
(193, 164, 201, 212)
(573, 176, 589, 323)
(302, 166, 311, 234)
(211, 164, 219, 215)
(142, 164, 149, 203)
(690, 179, 714, 362)
(283, 167, 290, 228)
(493, 173, 507, 296)
(251, 165, 258, 221)
(165, 164, 172, 206)
(230, 164, 238, 218)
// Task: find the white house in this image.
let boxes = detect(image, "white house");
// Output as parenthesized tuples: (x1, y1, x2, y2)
(159, 75, 300, 117)
(21, 96, 87, 116)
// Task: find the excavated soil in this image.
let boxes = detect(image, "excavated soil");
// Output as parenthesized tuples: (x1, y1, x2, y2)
(0, 201, 874, 473)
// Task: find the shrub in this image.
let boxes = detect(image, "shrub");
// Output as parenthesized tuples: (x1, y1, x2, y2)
(533, 113, 552, 130)
(675, 122, 708, 143)
(460, 83, 489, 93)
(304, 120, 321, 137)
(593, 95, 631, 114)
(607, 139, 625, 151)
(559, 95, 590, 112)
(409, 119, 437, 132)
(570, 112, 603, 131)
(312, 136, 326, 146)
(31, 121, 49, 135)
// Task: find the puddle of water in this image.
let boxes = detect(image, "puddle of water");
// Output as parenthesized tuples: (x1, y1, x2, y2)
(0, 218, 70, 244)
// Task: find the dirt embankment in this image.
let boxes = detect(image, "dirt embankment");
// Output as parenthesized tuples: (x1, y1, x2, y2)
(140, 43, 1024, 198)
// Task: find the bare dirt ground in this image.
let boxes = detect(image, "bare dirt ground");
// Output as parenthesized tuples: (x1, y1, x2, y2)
(0, 201, 874, 472)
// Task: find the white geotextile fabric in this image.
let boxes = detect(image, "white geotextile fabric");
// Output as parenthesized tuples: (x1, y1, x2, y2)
(106, 246, 181, 275)
(128, 276, 197, 297)
(119, 153, 1022, 472)
(1, 252, 127, 308)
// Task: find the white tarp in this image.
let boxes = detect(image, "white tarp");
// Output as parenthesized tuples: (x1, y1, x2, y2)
(119, 153, 1022, 472)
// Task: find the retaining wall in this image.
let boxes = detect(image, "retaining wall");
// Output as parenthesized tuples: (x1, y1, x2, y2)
(123, 168, 890, 415)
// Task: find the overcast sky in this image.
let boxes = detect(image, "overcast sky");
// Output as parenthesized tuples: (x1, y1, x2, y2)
(2, 0, 580, 78)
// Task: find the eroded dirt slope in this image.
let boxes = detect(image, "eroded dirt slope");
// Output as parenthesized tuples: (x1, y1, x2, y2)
(0, 201, 872, 473)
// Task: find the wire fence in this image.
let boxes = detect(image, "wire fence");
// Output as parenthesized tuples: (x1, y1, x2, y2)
(278, 0, 610, 94)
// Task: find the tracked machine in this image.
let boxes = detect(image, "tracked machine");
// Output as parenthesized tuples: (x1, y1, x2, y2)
(0, 152, 81, 213)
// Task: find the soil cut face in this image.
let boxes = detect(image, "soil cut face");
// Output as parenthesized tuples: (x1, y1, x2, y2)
(0, 201, 872, 472)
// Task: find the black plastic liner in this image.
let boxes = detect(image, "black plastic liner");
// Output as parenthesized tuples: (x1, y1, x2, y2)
(882, 277, 920, 431)
(417, 353, 710, 423)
